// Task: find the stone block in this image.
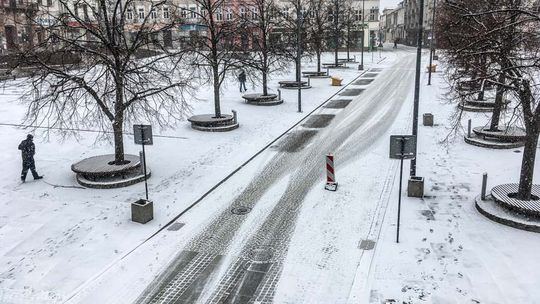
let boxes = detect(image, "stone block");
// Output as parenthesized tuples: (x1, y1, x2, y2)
(132, 199, 153, 224)
(423, 113, 434, 126)
(408, 176, 424, 198)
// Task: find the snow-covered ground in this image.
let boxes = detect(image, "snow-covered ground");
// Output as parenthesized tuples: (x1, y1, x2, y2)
(1, 46, 539, 304)
(0, 50, 386, 303)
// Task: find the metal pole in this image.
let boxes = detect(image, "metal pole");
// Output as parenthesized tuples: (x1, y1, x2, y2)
(410, 0, 425, 177)
(297, 0, 302, 113)
(397, 157, 404, 243)
(468, 119, 472, 138)
(481, 173, 488, 200)
(427, 0, 437, 85)
(431, 0, 437, 57)
(359, 0, 365, 70)
(142, 137, 149, 201)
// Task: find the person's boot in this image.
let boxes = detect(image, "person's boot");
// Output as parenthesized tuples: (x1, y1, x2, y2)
(34, 176, 43, 180)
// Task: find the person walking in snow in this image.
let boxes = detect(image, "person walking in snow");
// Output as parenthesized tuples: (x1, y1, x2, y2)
(18, 134, 43, 182)
(238, 70, 247, 93)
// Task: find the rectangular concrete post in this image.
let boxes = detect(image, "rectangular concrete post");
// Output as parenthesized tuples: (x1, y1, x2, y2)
(326, 67, 330, 76)
(307, 75, 311, 86)
(232, 110, 237, 124)
(468, 119, 472, 138)
(277, 89, 281, 101)
(481, 173, 488, 200)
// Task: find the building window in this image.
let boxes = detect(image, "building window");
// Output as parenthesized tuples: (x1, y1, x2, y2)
(163, 7, 169, 19)
(151, 8, 157, 19)
(240, 7, 247, 19)
(127, 8, 133, 20)
(138, 7, 145, 20)
(251, 7, 257, 20)
(369, 7, 378, 21)
(226, 8, 232, 20)
(189, 6, 197, 19)
(216, 7, 223, 21)
(180, 6, 187, 18)
(355, 9, 362, 21)
(47, 0, 52, 6)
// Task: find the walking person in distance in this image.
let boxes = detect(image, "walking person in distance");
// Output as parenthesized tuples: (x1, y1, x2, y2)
(18, 134, 43, 183)
(238, 70, 247, 93)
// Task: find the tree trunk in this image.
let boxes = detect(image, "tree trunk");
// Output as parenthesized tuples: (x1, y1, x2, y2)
(262, 68, 268, 96)
(113, 75, 125, 164)
(518, 127, 539, 200)
(346, 27, 350, 61)
(489, 73, 506, 131)
(112, 118, 125, 164)
(334, 41, 339, 66)
(213, 63, 221, 118)
(316, 51, 321, 73)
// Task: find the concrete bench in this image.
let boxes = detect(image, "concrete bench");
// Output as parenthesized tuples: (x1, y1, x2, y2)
(322, 62, 345, 68)
(302, 71, 328, 77)
(278, 81, 308, 88)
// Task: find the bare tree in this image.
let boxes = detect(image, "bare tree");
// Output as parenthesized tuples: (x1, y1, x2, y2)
(437, 0, 540, 200)
(327, 0, 346, 65)
(305, 0, 329, 72)
(11, 0, 193, 164)
(182, 0, 244, 117)
(275, 0, 310, 84)
(239, 0, 288, 96)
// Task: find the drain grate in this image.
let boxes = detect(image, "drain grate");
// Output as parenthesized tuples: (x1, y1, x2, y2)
(277, 130, 318, 152)
(352, 79, 374, 86)
(167, 222, 185, 231)
(358, 240, 376, 250)
(231, 206, 252, 215)
(339, 88, 365, 96)
(324, 99, 352, 109)
(302, 114, 335, 128)
(362, 73, 379, 78)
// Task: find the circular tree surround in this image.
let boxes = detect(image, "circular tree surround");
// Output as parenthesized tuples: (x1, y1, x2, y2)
(71, 154, 150, 189)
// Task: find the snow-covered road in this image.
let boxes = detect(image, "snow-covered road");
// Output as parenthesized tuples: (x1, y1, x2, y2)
(135, 50, 418, 304)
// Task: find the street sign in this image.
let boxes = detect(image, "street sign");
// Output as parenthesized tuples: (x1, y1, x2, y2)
(133, 124, 153, 145)
(389, 135, 416, 159)
(389, 134, 417, 244)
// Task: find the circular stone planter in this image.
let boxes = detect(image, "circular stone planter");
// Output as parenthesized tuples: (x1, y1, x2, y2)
(473, 126, 526, 142)
(187, 114, 239, 132)
(491, 184, 540, 218)
(475, 195, 540, 233)
(464, 126, 526, 149)
(458, 99, 510, 112)
(242, 93, 283, 106)
(71, 154, 150, 189)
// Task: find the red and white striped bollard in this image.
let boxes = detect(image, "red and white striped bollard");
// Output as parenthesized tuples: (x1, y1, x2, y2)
(325, 153, 338, 191)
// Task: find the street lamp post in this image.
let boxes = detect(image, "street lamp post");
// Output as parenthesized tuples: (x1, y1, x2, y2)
(410, 0, 424, 177)
(359, 0, 365, 70)
(296, 0, 302, 112)
(427, 0, 437, 86)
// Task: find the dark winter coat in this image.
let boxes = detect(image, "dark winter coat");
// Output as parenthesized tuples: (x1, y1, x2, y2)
(238, 71, 246, 82)
(18, 139, 35, 161)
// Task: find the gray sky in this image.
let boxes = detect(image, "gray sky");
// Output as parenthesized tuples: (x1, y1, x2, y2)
(379, 0, 401, 10)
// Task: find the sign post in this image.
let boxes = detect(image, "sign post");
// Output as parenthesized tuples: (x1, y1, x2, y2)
(389, 135, 416, 243)
(133, 124, 153, 200)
